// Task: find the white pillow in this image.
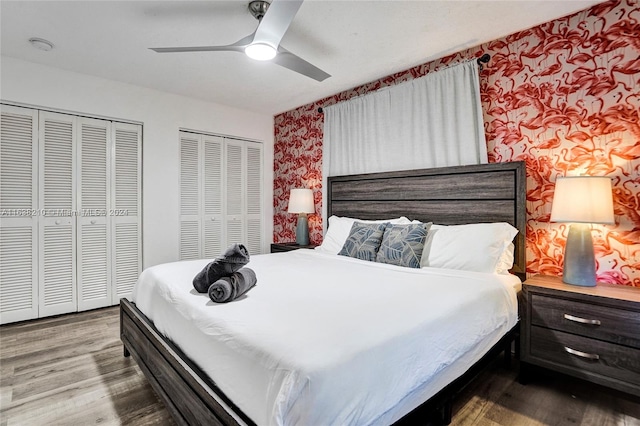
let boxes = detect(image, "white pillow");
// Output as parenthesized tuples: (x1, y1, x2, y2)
(421, 222, 518, 274)
(316, 216, 411, 255)
(495, 242, 515, 275)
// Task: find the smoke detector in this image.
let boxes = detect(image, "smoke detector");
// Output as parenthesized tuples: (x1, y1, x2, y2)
(29, 37, 54, 51)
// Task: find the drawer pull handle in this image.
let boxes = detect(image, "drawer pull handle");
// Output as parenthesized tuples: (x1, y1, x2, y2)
(563, 314, 601, 325)
(564, 346, 599, 360)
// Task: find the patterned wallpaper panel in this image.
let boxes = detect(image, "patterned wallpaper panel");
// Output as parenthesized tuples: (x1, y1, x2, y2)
(274, 0, 640, 286)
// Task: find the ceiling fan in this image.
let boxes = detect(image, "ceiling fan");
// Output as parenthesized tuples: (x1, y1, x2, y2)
(150, 0, 330, 82)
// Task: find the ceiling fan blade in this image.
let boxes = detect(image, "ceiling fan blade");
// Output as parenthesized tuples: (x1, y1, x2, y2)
(150, 33, 255, 53)
(254, 0, 303, 48)
(273, 47, 330, 82)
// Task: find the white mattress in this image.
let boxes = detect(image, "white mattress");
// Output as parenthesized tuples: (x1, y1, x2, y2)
(133, 249, 519, 426)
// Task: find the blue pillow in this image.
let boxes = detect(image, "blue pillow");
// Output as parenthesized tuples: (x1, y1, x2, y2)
(338, 222, 387, 262)
(376, 223, 432, 268)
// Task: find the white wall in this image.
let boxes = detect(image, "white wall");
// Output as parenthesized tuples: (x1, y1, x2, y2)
(1, 56, 274, 268)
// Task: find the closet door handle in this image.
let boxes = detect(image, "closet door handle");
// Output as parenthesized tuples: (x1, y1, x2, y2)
(564, 346, 599, 360)
(563, 314, 601, 325)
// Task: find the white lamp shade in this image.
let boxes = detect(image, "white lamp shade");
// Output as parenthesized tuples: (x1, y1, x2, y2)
(550, 176, 614, 224)
(287, 188, 314, 214)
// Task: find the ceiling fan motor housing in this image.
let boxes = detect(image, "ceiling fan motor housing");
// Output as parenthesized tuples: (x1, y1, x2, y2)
(249, 1, 270, 20)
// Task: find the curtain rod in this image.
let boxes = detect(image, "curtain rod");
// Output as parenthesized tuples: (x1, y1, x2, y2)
(317, 54, 490, 113)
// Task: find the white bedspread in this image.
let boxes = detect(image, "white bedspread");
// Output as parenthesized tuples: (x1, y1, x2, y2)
(133, 249, 518, 426)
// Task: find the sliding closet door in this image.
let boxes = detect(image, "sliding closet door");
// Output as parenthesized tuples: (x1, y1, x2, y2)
(225, 140, 244, 247)
(38, 111, 77, 317)
(1, 105, 141, 323)
(203, 135, 224, 258)
(179, 132, 264, 260)
(245, 142, 263, 255)
(179, 132, 224, 260)
(111, 122, 142, 303)
(225, 140, 264, 255)
(77, 118, 111, 311)
(0, 105, 39, 323)
(179, 132, 201, 260)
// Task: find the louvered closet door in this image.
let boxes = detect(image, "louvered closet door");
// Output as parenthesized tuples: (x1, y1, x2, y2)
(203, 135, 224, 258)
(77, 118, 111, 311)
(38, 111, 77, 317)
(245, 142, 263, 255)
(0, 105, 39, 323)
(225, 140, 244, 247)
(111, 122, 141, 304)
(179, 132, 201, 260)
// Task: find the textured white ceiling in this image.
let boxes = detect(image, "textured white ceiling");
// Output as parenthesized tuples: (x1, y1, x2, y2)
(1, 0, 603, 115)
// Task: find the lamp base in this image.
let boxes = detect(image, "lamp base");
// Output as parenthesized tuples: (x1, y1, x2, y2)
(562, 223, 596, 287)
(295, 214, 309, 246)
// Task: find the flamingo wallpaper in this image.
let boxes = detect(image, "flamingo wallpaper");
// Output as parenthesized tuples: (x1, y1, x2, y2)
(273, 0, 640, 286)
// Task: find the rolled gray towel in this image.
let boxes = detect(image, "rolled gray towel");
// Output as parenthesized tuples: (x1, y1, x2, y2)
(193, 244, 250, 293)
(208, 268, 257, 303)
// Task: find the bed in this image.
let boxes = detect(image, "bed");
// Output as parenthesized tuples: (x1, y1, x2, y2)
(120, 161, 526, 426)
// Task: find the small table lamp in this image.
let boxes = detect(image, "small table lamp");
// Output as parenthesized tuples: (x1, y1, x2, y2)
(550, 176, 614, 286)
(288, 188, 314, 245)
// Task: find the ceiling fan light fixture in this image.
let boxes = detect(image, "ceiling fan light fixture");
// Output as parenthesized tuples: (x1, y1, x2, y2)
(245, 42, 277, 61)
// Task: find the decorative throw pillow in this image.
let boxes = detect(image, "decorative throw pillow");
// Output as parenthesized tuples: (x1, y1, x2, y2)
(316, 216, 412, 255)
(376, 222, 432, 268)
(338, 222, 387, 261)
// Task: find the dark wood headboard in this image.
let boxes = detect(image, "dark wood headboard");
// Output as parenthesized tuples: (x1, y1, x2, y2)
(327, 161, 526, 278)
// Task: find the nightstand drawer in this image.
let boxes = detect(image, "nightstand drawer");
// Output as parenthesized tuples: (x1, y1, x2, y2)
(531, 326, 640, 388)
(530, 294, 640, 348)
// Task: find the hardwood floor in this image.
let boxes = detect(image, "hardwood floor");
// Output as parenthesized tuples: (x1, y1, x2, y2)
(1, 307, 639, 426)
(0, 307, 172, 426)
(451, 357, 640, 426)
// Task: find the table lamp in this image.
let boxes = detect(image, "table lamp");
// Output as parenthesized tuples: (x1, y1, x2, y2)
(288, 188, 314, 245)
(550, 176, 614, 286)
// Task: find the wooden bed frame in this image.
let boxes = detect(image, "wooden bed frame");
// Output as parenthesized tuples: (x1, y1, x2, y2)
(121, 161, 526, 426)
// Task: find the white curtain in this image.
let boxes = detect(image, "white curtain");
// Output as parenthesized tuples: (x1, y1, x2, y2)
(323, 60, 487, 178)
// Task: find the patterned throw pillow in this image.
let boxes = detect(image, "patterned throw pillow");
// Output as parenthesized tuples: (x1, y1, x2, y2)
(376, 223, 432, 268)
(338, 222, 387, 261)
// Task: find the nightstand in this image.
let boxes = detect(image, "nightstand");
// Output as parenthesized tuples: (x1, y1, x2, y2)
(520, 274, 640, 397)
(270, 242, 317, 253)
